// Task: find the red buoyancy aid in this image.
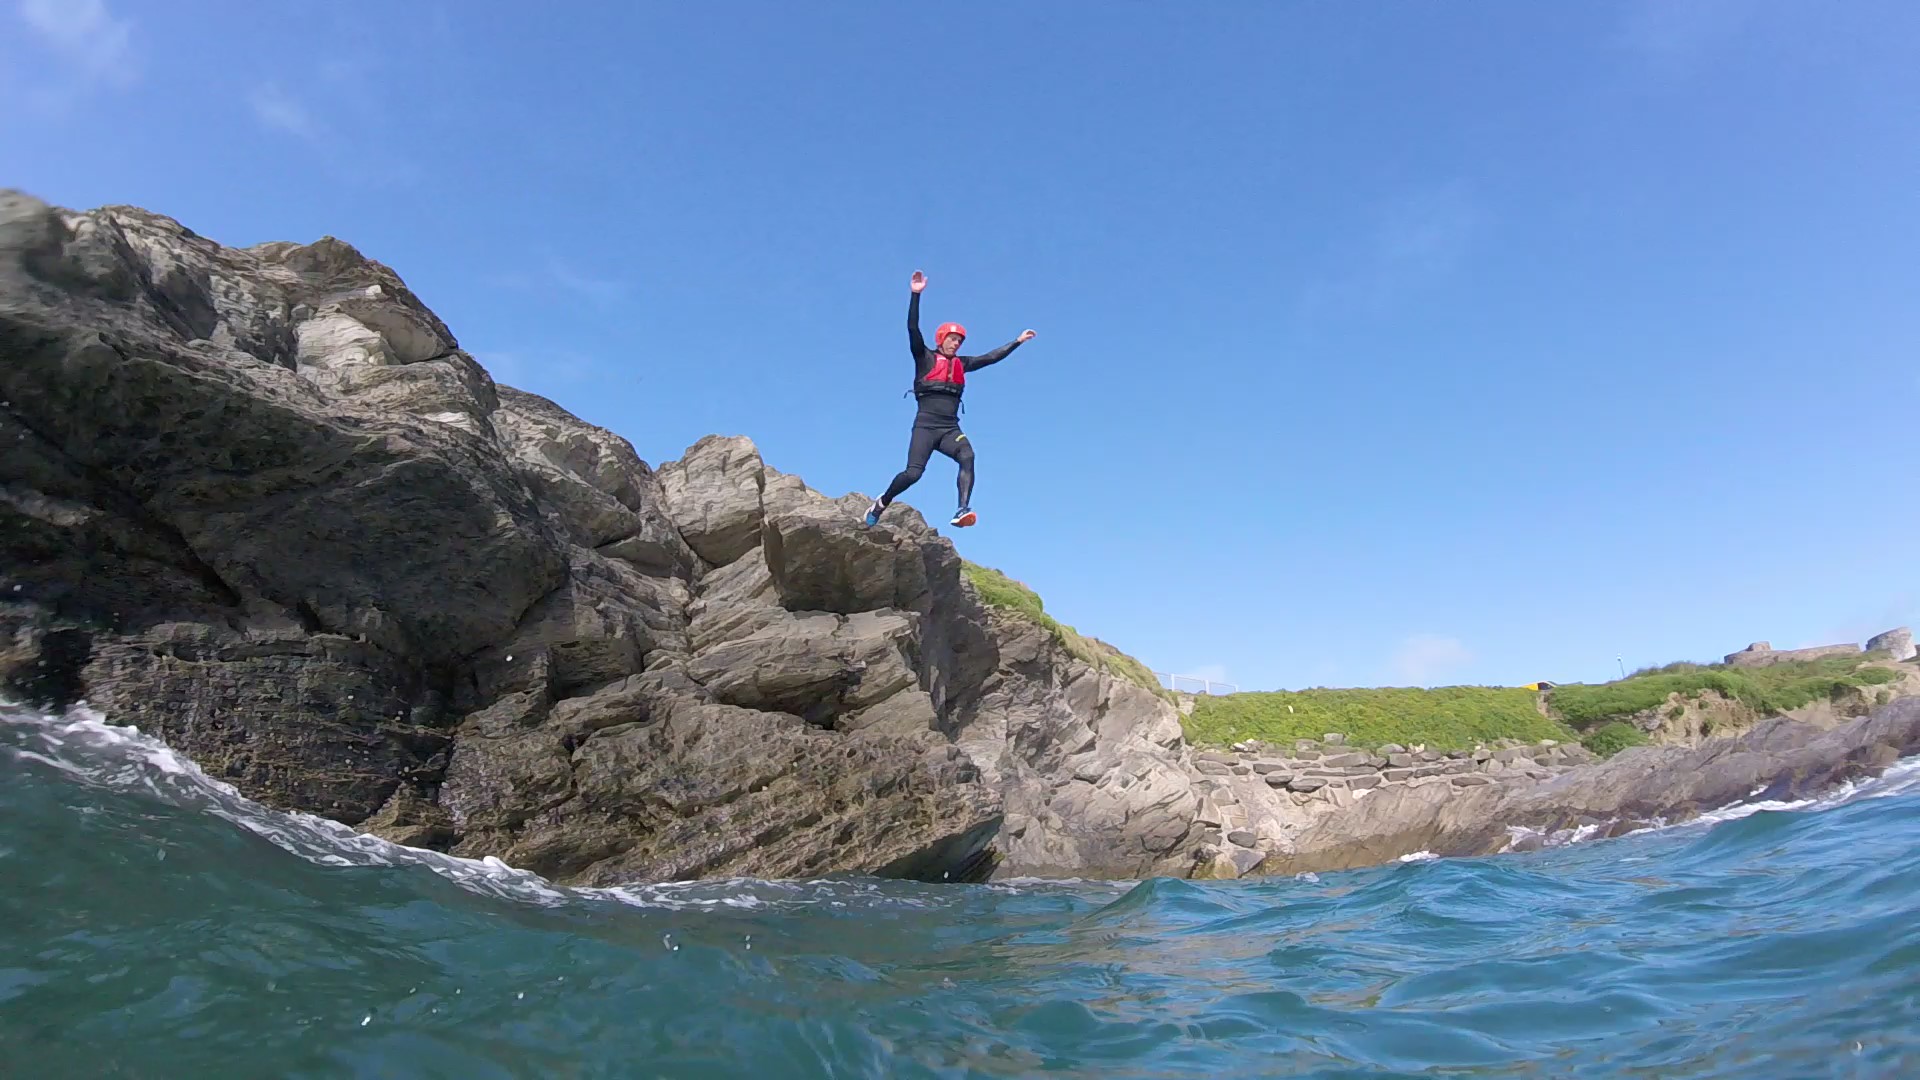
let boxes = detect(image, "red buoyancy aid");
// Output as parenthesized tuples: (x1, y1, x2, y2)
(924, 353, 965, 388)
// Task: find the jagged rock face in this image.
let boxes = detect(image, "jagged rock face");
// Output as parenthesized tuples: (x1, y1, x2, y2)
(0, 190, 1208, 884)
(953, 614, 1203, 879)
(641, 436, 1211, 880)
(0, 191, 564, 664)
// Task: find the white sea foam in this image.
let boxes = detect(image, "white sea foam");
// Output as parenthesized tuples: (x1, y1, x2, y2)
(14, 697, 1920, 899)
(1495, 754, 1920, 852)
(0, 700, 920, 913)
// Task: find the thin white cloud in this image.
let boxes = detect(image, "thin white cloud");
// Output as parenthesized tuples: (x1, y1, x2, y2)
(472, 350, 598, 389)
(248, 84, 326, 145)
(15, 0, 137, 95)
(1813, 596, 1919, 652)
(487, 259, 630, 309)
(245, 60, 418, 186)
(1391, 634, 1475, 686)
(1296, 180, 1484, 319)
(1376, 183, 1482, 278)
(543, 258, 627, 305)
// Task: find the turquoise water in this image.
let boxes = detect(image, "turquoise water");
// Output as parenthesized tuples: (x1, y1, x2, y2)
(4, 703, 1918, 1078)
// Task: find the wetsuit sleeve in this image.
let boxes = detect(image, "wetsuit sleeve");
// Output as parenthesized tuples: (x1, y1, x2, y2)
(960, 338, 1024, 373)
(907, 291, 927, 363)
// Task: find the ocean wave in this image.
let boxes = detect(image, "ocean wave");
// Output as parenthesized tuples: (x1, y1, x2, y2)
(7, 698, 1920, 1076)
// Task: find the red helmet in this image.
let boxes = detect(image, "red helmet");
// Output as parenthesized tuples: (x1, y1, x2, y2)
(934, 321, 967, 346)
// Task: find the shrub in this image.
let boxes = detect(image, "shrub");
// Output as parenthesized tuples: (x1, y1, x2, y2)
(960, 561, 1168, 699)
(1582, 721, 1648, 758)
(1552, 655, 1899, 730)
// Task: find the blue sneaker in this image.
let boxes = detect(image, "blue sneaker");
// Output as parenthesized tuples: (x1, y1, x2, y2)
(863, 499, 884, 527)
(950, 506, 977, 528)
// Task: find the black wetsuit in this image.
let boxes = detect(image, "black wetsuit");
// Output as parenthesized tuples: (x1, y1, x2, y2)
(879, 291, 1025, 509)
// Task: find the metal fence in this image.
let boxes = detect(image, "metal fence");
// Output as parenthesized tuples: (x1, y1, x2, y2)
(1154, 672, 1241, 696)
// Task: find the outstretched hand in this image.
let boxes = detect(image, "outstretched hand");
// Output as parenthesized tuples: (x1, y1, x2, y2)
(1018, 329, 1036, 343)
(910, 271, 926, 294)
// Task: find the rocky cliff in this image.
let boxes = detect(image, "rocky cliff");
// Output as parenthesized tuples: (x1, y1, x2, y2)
(5, 188, 1917, 887)
(1255, 697, 1920, 873)
(0, 190, 1205, 884)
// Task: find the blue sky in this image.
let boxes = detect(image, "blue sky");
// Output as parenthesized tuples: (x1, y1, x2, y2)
(7, 1, 1918, 692)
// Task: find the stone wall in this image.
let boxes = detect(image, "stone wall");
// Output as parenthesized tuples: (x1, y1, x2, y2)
(1719, 627, 1913, 668)
(1187, 735, 1596, 877)
(1724, 641, 1862, 667)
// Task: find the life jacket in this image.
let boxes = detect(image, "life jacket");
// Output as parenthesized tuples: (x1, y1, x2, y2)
(918, 352, 966, 395)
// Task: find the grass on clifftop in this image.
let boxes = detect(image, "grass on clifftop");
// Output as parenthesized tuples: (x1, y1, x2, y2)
(1549, 654, 1900, 730)
(960, 561, 1168, 700)
(1182, 686, 1577, 752)
(1580, 722, 1649, 757)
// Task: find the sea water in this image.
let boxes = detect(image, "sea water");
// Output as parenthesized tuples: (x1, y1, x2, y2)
(4, 701, 1917, 1078)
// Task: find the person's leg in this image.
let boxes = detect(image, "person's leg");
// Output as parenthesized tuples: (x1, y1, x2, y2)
(868, 423, 940, 524)
(936, 430, 977, 525)
(940, 431, 975, 509)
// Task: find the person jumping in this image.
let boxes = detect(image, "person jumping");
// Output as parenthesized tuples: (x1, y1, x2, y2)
(864, 270, 1035, 529)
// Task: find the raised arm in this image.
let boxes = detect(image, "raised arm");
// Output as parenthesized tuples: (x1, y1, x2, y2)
(908, 289, 926, 360)
(961, 329, 1037, 373)
(907, 271, 928, 360)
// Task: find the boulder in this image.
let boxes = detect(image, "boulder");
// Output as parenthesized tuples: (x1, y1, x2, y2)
(655, 435, 765, 567)
(762, 497, 932, 615)
(1868, 627, 1916, 662)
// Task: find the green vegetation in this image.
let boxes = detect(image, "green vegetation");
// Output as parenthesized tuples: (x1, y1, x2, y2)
(1176, 651, 1909, 754)
(1550, 654, 1899, 730)
(961, 558, 1911, 748)
(960, 561, 1169, 699)
(1581, 721, 1649, 758)
(1182, 686, 1577, 751)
